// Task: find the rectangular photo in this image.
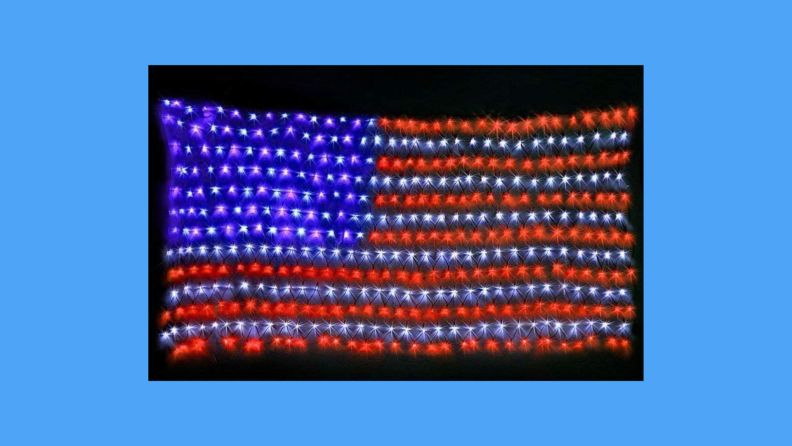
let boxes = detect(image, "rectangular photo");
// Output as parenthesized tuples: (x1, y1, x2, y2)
(149, 65, 643, 380)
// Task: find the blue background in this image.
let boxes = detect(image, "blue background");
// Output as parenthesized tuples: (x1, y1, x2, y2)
(3, 0, 788, 444)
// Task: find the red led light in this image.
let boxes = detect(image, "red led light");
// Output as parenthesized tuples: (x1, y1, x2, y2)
(221, 336, 239, 351)
(377, 151, 631, 174)
(166, 262, 636, 286)
(380, 107, 638, 135)
(160, 302, 635, 326)
(375, 192, 631, 211)
(243, 339, 263, 354)
(369, 225, 634, 247)
(170, 338, 208, 360)
(165, 336, 629, 359)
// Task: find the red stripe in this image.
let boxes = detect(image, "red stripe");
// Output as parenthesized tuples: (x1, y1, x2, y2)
(374, 192, 631, 211)
(166, 263, 637, 286)
(160, 302, 636, 326)
(369, 225, 634, 247)
(377, 151, 631, 174)
(379, 108, 638, 136)
(170, 335, 632, 359)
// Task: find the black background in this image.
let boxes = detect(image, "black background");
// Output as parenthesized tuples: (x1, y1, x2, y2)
(149, 66, 643, 380)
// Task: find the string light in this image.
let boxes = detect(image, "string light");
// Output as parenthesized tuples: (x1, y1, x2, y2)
(165, 244, 632, 266)
(369, 225, 635, 247)
(166, 263, 637, 287)
(379, 109, 637, 135)
(377, 151, 632, 173)
(160, 301, 636, 326)
(160, 317, 630, 344)
(159, 99, 638, 360)
(369, 172, 627, 192)
(168, 334, 630, 357)
(374, 192, 631, 211)
(168, 208, 630, 229)
(166, 281, 631, 306)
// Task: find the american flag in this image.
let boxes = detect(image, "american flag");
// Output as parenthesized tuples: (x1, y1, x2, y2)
(158, 100, 637, 359)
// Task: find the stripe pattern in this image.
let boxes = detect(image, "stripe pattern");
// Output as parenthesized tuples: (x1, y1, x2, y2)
(158, 100, 637, 359)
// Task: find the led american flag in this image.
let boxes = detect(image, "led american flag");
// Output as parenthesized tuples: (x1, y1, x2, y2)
(158, 100, 638, 359)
